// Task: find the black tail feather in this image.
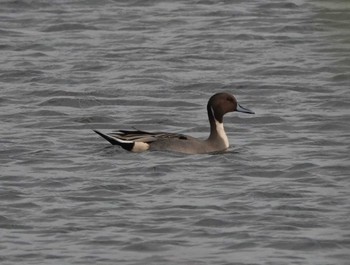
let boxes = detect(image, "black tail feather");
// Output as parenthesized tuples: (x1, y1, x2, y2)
(93, 130, 121, 145)
(93, 130, 134, 151)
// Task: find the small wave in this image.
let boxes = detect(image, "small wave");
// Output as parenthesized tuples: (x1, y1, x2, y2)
(194, 218, 231, 227)
(42, 23, 99, 32)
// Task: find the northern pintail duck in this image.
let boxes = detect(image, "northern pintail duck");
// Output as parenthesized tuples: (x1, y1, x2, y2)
(94, 92, 254, 154)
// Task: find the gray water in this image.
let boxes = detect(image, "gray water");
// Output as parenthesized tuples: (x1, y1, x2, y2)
(1, 0, 350, 264)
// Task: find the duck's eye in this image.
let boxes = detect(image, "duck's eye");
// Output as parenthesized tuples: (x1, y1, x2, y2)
(227, 97, 233, 102)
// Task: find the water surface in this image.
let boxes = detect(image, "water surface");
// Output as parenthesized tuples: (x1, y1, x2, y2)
(1, 0, 350, 264)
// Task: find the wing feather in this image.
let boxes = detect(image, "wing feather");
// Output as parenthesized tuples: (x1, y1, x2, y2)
(109, 130, 187, 143)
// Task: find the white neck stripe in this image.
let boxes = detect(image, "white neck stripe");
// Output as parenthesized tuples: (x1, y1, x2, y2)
(210, 106, 215, 119)
(215, 119, 229, 148)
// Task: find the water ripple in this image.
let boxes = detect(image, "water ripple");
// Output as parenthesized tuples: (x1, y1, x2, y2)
(1, 1, 350, 265)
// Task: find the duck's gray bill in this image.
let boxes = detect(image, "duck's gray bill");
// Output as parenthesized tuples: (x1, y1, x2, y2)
(236, 104, 255, 114)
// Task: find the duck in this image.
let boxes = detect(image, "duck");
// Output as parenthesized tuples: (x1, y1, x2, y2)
(93, 92, 254, 154)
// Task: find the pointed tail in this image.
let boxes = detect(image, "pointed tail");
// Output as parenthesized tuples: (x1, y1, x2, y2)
(93, 130, 134, 151)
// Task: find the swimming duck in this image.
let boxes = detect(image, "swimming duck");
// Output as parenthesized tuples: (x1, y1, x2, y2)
(94, 92, 254, 154)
